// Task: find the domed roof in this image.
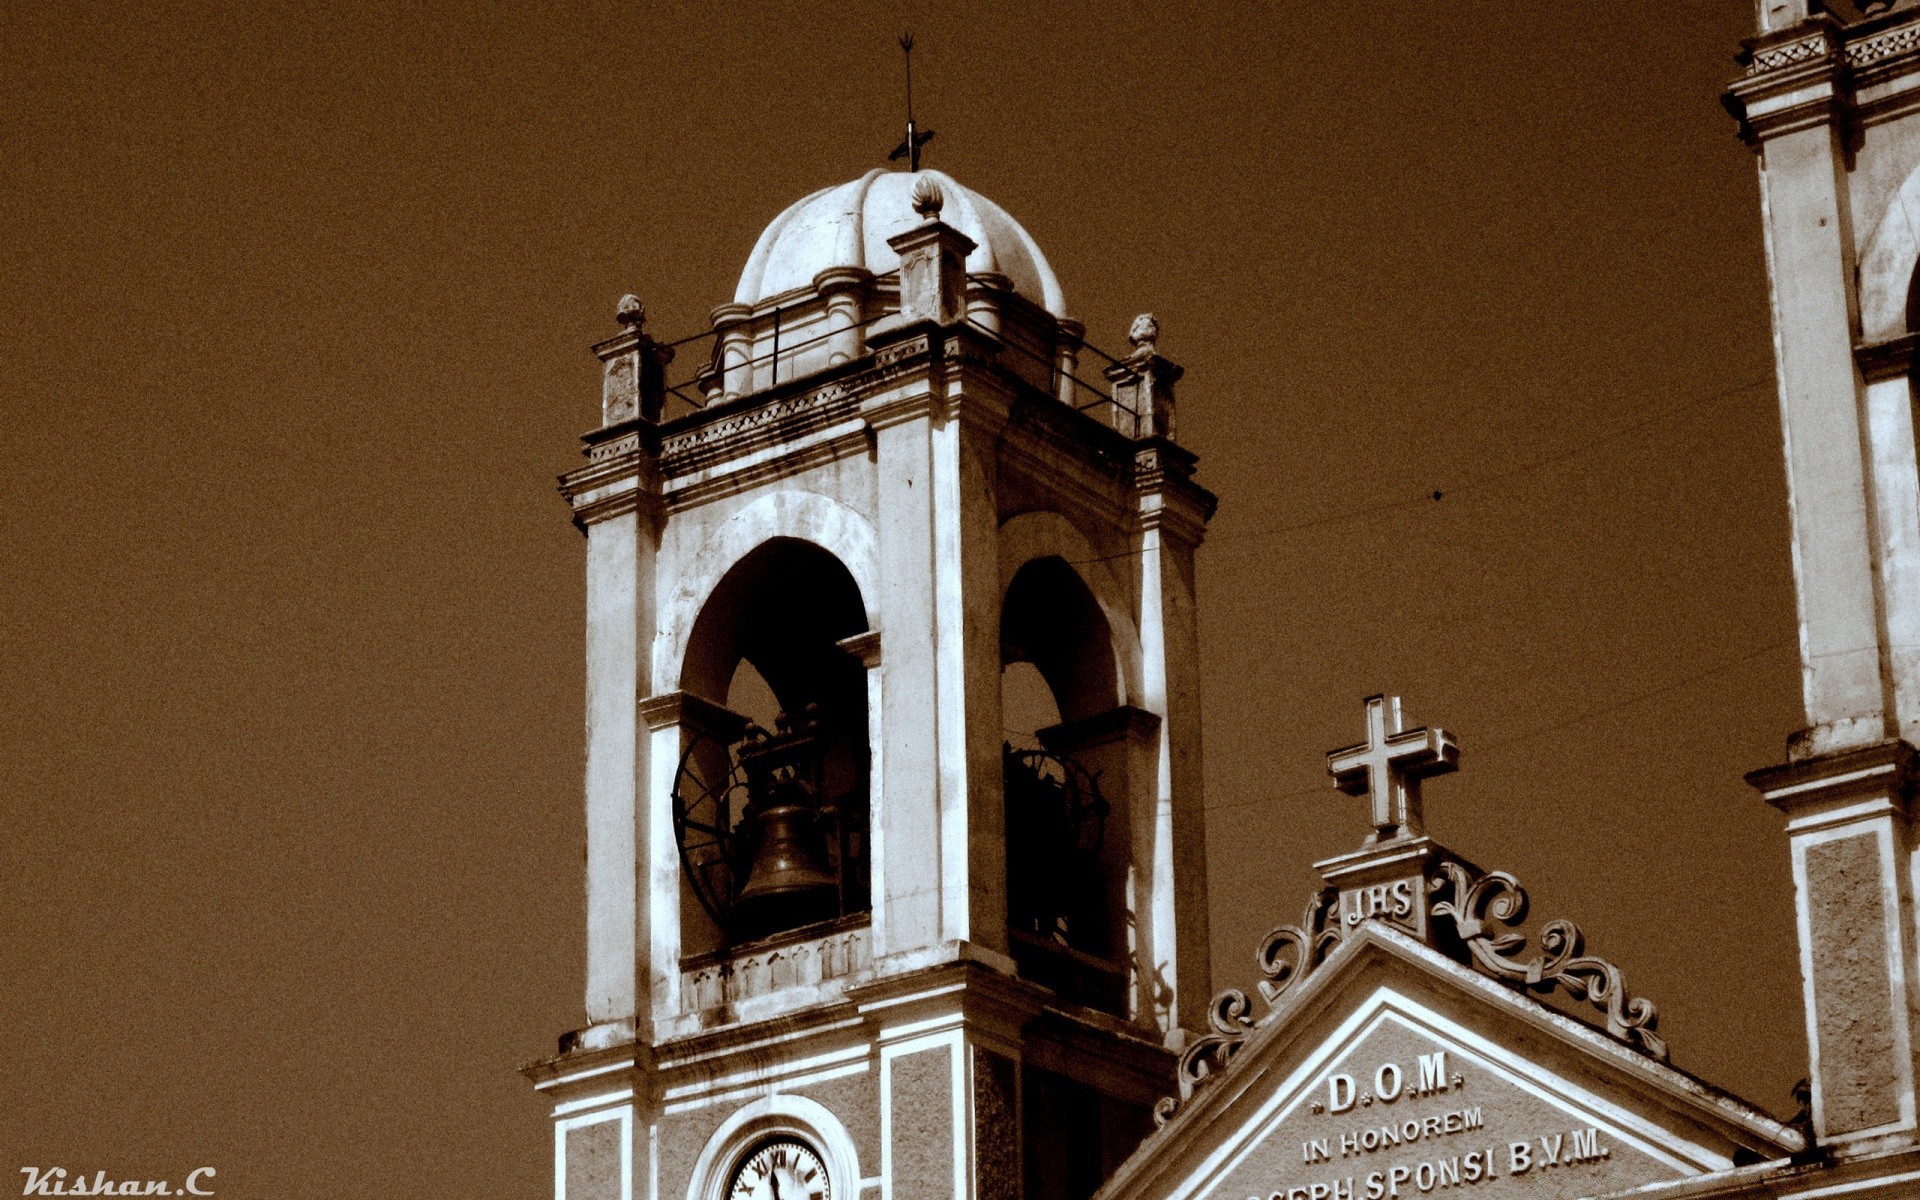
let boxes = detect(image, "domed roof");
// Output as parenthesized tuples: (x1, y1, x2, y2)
(734, 168, 1066, 317)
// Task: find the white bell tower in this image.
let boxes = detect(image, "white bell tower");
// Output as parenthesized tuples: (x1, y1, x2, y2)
(523, 166, 1216, 1200)
(1729, 0, 1920, 1163)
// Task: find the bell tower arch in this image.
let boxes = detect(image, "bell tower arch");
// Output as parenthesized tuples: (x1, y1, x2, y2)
(524, 167, 1216, 1200)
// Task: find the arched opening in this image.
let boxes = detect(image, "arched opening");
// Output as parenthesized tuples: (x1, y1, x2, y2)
(1001, 660, 1061, 751)
(999, 555, 1128, 1015)
(675, 538, 871, 955)
(1904, 258, 1920, 335)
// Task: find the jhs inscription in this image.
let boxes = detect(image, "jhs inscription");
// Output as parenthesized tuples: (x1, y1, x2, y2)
(1258, 1052, 1613, 1198)
(1342, 880, 1416, 926)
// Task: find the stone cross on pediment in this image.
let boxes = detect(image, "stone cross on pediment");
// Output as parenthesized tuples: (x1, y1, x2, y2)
(1326, 694, 1460, 842)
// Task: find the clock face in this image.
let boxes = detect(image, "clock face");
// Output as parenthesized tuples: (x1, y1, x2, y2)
(727, 1139, 829, 1200)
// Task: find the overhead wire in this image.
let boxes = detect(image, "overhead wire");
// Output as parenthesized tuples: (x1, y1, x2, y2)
(1200, 635, 1795, 814)
(1062, 373, 1774, 570)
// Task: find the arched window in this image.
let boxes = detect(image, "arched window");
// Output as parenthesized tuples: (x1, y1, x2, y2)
(675, 538, 871, 953)
(1000, 555, 1129, 1015)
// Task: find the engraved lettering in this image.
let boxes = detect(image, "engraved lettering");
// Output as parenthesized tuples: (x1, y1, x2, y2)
(1329, 1074, 1357, 1114)
(1416, 1052, 1447, 1096)
(1375, 1062, 1403, 1103)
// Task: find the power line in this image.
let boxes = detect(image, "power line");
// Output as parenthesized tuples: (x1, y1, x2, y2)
(1063, 374, 1772, 571)
(1201, 636, 1792, 814)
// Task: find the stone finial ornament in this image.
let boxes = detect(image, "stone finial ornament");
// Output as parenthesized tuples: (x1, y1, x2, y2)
(911, 174, 945, 220)
(1127, 312, 1160, 358)
(616, 293, 646, 330)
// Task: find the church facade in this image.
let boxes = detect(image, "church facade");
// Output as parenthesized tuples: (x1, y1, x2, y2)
(523, 4, 1920, 1198)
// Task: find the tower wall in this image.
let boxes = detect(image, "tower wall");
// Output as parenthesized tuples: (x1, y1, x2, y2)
(529, 183, 1215, 1200)
(1730, 5, 1920, 1157)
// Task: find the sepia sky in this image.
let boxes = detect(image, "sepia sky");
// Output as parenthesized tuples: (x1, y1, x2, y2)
(2, 4, 1806, 1197)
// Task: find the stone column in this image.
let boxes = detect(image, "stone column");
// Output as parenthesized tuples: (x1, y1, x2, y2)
(816, 267, 872, 367)
(865, 193, 1002, 960)
(581, 504, 641, 1042)
(1860, 358, 1920, 744)
(565, 437, 664, 1048)
(1053, 318, 1085, 410)
(844, 625, 887, 925)
(711, 302, 753, 401)
(1750, 746, 1920, 1151)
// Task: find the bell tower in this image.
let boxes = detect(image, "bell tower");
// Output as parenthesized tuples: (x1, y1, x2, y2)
(1727, 0, 1920, 1164)
(522, 167, 1216, 1200)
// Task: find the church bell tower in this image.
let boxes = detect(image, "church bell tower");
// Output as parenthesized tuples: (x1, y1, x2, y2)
(522, 166, 1216, 1200)
(1728, 0, 1920, 1166)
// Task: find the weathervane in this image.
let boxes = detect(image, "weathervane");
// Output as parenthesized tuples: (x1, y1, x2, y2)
(889, 33, 935, 171)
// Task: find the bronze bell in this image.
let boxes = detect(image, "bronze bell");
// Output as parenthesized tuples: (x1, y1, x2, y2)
(734, 795, 839, 934)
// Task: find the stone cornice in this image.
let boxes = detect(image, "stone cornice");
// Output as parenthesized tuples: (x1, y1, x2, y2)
(1727, 18, 1848, 146)
(1728, 12, 1920, 143)
(1856, 332, 1919, 381)
(662, 420, 871, 513)
(638, 690, 748, 736)
(1747, 737, 1919, 815)
(1037, 705, 1161, 754)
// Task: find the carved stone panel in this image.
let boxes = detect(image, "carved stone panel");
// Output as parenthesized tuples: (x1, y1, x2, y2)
(973, 1049, 1020, 1200)
(566, 1118, 624, 1200)
(890, 1046, 955, 1200)
(1803, 831, 1905, 1135)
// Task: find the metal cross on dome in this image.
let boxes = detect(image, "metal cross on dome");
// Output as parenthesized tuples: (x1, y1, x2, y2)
(1325, 694, 1460, 842)
(889, 33, 935, 171)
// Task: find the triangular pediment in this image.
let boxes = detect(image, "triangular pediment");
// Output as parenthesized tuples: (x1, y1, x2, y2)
(1102, 924, 1797, 1200)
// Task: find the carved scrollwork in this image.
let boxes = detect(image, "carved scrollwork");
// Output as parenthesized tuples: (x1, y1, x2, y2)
(1155, 888, 1343, 1126)
(1256, 887, 1342, 1005)
(1428, 861, 1668, 1063)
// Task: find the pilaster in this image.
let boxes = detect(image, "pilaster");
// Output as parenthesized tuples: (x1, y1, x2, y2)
(639, 691, 751, 1026)
(1750, 742, 1920, 1152)
(1127, 441, 1213, 1035)
(1731, 21, 1891, 757)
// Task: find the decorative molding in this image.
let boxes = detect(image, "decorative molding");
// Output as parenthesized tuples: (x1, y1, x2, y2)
(1428, 860, 1667, 1062)
(587, 431, 642, 464)
(660, 381, 861, 471)
(1737, 19, 1920, 78)
(680, 922, 872, 1013)
(1849, 21, 1920, 70)
(1747, 31, 1833, 75)
(1152, 853, 1670, 1125)
(656, 335, 933, 476)
(1153, 888, 1342, 1126)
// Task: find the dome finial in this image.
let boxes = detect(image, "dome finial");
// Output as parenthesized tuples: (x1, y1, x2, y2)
(911, 175, 945, 221)
(1128, 313, 1160, 358)
(616, 293, 646, 331)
